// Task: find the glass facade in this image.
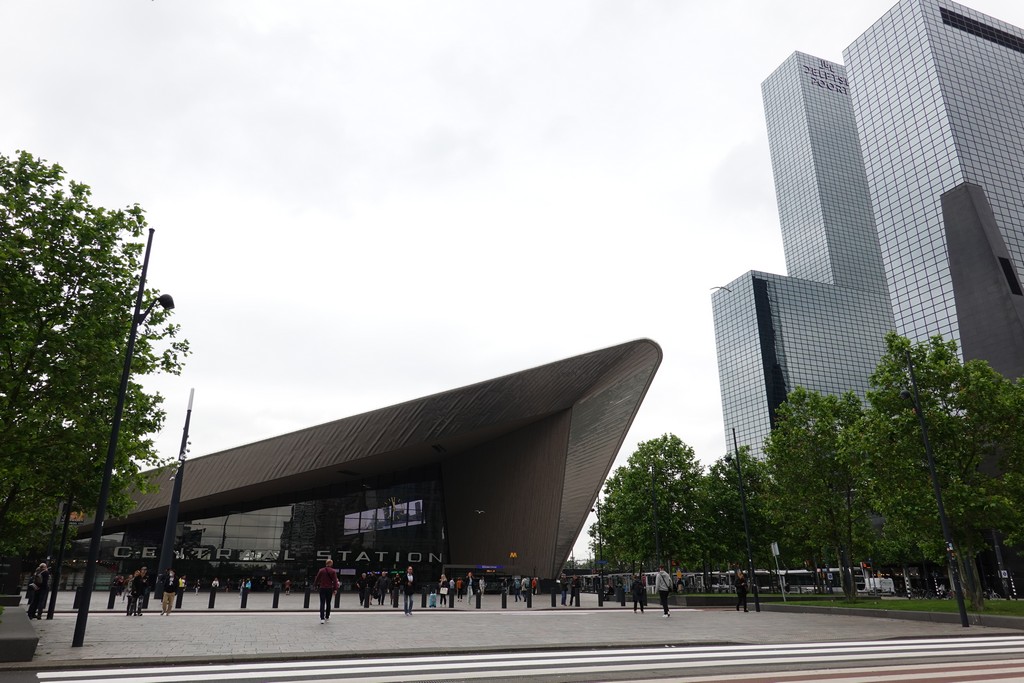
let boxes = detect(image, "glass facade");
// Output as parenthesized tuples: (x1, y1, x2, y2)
(763, 53, 890, 297)
(844, 0, 1024, 348)
(713, 52, 894, 457)
(713, 272, 892, 457)
(65, 466, 447, 590)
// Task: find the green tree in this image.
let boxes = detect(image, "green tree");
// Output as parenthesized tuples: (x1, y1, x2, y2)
(597, 434, 703, 571)
(763, 387, 872, 600)
(699, 447, 772, 580)
(0, 151, 188, 555)
(861, 333, 1024, 610)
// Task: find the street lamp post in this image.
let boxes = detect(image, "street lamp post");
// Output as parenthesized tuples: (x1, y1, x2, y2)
(591, 499, 604, 597)
(649, 461, 662, 569)
(155, 389, 194, 600)
(729, 429, 760, 612)
(900, 349, 970, 628)
(72, 228, 173, 648)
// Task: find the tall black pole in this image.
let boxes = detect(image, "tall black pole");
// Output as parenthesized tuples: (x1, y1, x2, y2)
(649, 461, 661, 569)
(904, 349, 969, 627)
(597, 499, 603, 589)
(731, 429, 760, 612)
(46, 493, 74, 620)
(155, 389, 194, 599)
(73, 228, 165, 648)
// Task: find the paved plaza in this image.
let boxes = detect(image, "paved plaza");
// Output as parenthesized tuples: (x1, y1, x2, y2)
(3, 590, 1023, 671)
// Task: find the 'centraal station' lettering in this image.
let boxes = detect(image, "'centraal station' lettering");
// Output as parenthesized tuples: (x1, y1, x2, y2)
(111, 546, 442, 565)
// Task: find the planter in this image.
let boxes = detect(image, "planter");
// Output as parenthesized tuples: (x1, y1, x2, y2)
(0, 607, 39, 662)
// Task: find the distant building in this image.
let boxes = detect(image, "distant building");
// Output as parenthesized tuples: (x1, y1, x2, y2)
(844, 0, 1024, 379)
(71, 340, 661, 587)
(712, 53, 894, 457)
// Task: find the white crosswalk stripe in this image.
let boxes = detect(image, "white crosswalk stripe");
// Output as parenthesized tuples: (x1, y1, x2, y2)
(34, 635, 1024, 683)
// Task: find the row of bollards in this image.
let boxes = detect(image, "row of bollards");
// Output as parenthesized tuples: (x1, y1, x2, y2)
(85, 583, 627, 611)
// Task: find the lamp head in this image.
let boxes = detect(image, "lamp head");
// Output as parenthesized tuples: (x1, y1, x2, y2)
(157, 294, 175, 310)
(899, 390, 912, 401)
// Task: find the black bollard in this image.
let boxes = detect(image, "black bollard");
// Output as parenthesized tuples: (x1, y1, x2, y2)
(176, 590, 183, 609)
(421, 587, 427, 609)
(107, 586, 117, 610)
(209, 589, 217, 609)
(476, 590, 481, 609)
(73, 586, 81, 609)
(449, 590, 455, 608)
(337, 590, 343, 609)
(273, 585, 280, 609)
(574, 591, 580, 607)
(598, 586, 604, 607)
(142, 590, 151, 610)
(618, 585, 626, 607)
(526, 589, 532, 609)
(240, 587, 249, 609)
(304, 585, 311, 609)
(501, 591, 507, 609)
(551, 588, 557, 608)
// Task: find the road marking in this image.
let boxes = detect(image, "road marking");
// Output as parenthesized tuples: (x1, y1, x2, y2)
(35, 636, 1024, 682)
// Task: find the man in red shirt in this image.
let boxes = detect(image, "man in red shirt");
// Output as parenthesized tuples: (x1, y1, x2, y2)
(314, 559, 340, 624)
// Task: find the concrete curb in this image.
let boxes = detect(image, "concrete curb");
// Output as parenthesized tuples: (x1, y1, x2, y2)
(761, 602, 1024, 630)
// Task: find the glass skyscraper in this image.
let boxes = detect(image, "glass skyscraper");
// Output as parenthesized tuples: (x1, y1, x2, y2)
(844, 0, 1024, 377)
(713, 53, 894, 457)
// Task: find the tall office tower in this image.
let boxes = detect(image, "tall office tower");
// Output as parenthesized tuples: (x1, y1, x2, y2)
(844, 0, 1024, 379)
(712, 53, 894, 457)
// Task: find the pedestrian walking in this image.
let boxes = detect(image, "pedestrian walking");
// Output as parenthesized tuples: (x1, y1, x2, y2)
(735, 570, 749, 612)
(631, 573, 646, 613)
(402, 566, 416, 615)
(439, 574, 448, 606)
(560, 572, 568, 606)
(160, 568, 178, 615)
(126, 569, 145, 616)
(655, 565, 673, 617)
(314, 558, 340, 624)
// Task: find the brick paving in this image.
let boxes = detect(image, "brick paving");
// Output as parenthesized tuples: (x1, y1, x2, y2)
(3, 590, 1021, 671)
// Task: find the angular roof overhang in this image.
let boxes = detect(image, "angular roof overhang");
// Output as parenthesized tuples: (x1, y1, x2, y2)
(97, 339, 662, 576)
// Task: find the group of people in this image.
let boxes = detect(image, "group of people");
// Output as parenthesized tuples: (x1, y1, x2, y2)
(435, 571, 487, 604)
(22, 559, 749, 621)
(557, 573, 582, 606)
(315, 560, 418, 623)
(628, 565, 676, 617)
(24, 562, 50, 620)
(354, 570, 404, 608)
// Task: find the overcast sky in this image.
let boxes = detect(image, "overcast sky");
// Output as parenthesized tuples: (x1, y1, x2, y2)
(4, 0, 1022, 560)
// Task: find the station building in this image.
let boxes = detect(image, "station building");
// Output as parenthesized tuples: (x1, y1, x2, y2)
(68, 339, 661, 590)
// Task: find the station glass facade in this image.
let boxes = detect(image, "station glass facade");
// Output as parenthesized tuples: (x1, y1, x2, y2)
(844, 0, 1024, 350)
(65, 466, 448, 590)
